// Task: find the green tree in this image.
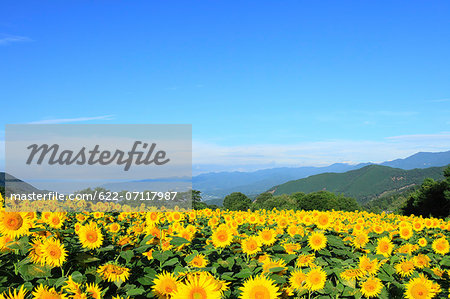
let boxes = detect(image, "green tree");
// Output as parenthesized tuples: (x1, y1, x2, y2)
(298, 191, 359, 211)
(254, 192, 273, 204)
(257, 194, 297, 210)
(223, 192, 251, 211)
(401, 167, 450, 218)
(191, 190, 202, 202)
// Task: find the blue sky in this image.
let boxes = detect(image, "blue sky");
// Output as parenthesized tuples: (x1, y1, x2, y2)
(1, 1, 449, 173)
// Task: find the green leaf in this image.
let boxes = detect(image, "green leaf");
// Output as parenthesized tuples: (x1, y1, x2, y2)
(75, 253, 101, 264)
(120, 250, 134, 264)
(170, 236, 190, 247)
(137, 276, 154, 286)
(71, 271, 84, 283)
(98, 245, 115, 252)
(328, 235, 346, 248)
(127, 287, 146, 296)
(139, 235, 154, 246)
(381, 263, 395, 275)
(318, 248, 332, 256)
(55, 277, 67, 288)
(162, 257, 179, 267)
(235, 269, 253, 279)
(144, 267, 157, 279)
(378, 272, 394, 282)
(269, 274, 286, 284)
(276, 254, 297, 264)
(440, 256, 450, 267)
(18, 264, 52, 280)
(153, 251, 172, 264)
(184, 252, 197, 264)
(268, 267, 285, 273)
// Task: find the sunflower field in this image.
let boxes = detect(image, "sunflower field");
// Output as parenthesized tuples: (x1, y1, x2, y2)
(0, 194, 450, 299)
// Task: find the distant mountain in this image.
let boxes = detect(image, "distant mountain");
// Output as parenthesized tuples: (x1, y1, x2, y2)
(194, 150, 450, 199)
(100, 177, 191, 193)
(193, 163, 369, 199)
(381, 151, 450, 169)
(0, 172, 44, 195)
(271, 165, 447, 203)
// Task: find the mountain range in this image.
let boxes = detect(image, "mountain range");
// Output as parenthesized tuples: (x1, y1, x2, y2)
(271, 164, 446, 203)
(1, 150, 450, 203)
(195, 150, 450, 199)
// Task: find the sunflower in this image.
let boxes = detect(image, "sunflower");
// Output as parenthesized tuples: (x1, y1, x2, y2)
(190, 254, 208, 268)
(431, 237, 449, 255)
(315, 212, 331, 230)
(360, 277, 383, 298)
(262, 258, 287, 274)
(152, 271, 178, 297)
(143, 249, 153, 260)
(287, 225, 298, 237)
(258, 228, 277, 246)
(179, 228, 195, 242)
(0, 235, 15, 252)
(404, 273, 437, 299)
(308, 232, 327, 251)
(173, 272, 222, 299)
(0, 285, 27, 299)
(353, 232, 369, 249)
(376, 236, 394, 257)
(42, 238, 67, 267)
(108, 222, 121, 233)
(340, 269, 365, 281)
(0, 211, 33, 239)
(77, 221, 103, 249)
(305, 267, 327, 292)
(418, 238, 428, 247)
(412, 220, 424, 231)
(242, 236, 261, 256)
(238, 275, 280, 299)
(170, 211, 184, 222)
(289, 269, 307, 291)
(160, 237, 173, 251)
(358, 256, 379, 275)
(62, 276, 81, 295)
(28, 237, 46, 265)
(395, 259, 415, 277)
(85, 283, 102, 299)
(413, 254, 431, 269)
(213, 277, 230, 294)
(296, 254, 315, 268)
(399, 225, 414, 240)
(97, 263, 130, 283)
(282, 242, 301, 254)
(32, 284, 66, 298)
(47, 212, 66, 229)
(211, 227, 233, 248)
(431, 267, 444, 278)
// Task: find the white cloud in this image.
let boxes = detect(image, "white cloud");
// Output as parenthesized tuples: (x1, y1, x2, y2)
(193, 132, 450, 169)
(0, 34, 32, 46)
(28, 115, 114, 124)
(386, 133, 450, 142)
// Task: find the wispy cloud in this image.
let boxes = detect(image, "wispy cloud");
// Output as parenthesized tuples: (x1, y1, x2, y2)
(193, 132, 450, 171)
(386, 133, 450, 141)
(28, 115, 114, 124)
(0, 34, 32, 46)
